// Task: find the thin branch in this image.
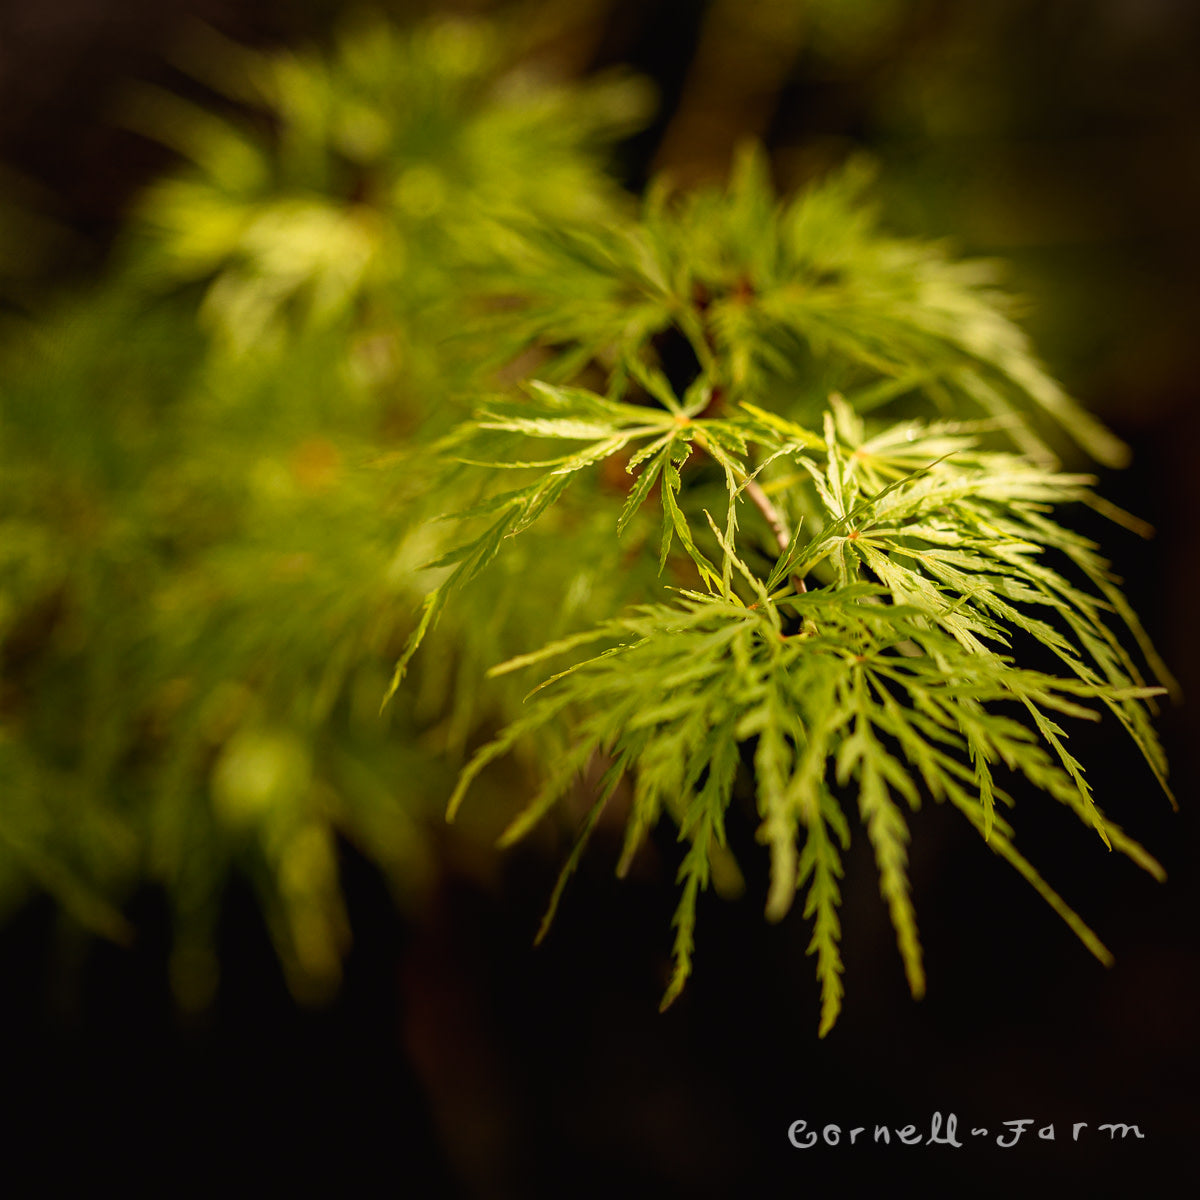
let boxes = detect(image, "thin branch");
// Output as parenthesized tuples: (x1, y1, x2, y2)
(745, 477, 789, 553)
(744, 476, 807, 592)
(692, 422, 809, 594)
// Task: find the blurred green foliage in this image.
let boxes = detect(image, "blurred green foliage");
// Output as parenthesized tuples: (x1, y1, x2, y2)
(0, 12, 652, 1007)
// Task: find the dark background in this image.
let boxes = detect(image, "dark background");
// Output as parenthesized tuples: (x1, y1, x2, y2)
(1, 1, 1197, 1193)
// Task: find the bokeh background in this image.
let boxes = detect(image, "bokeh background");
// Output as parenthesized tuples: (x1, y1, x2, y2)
(1, 0, 1198, 1193)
